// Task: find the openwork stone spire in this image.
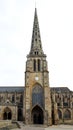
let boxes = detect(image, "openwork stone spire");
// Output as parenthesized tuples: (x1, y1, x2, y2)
(28, 8, 45, 57)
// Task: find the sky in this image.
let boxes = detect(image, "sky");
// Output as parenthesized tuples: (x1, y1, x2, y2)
(0, 0, 73, 90)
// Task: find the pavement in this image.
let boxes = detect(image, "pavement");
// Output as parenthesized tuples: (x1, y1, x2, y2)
(45, 125, 73, 130)
(12, 123, 73, 130)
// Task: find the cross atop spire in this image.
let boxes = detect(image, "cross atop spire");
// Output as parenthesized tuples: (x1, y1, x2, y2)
(35, 1, 36, 8)
(28, 8, 46, 57)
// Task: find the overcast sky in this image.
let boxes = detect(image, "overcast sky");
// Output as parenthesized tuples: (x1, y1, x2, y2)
(0, 0, 73, 90)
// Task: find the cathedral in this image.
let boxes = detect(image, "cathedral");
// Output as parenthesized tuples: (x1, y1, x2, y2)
(0, 8, 73, 125)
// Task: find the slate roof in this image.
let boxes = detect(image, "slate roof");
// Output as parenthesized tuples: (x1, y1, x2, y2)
(0, 86, 72, 93)
(0, 87, 24, 92)
(51, 87, 71, 93)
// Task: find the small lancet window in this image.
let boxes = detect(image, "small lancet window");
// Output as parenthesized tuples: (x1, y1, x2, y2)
(33, 59, 36, 71)
(35, 38, 37, 42)
(37, 51, 38, 55)
(35, 52, 36, 55)
(35, 51, 38, 55)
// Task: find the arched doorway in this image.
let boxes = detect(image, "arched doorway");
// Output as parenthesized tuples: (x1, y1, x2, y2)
(3, 107, 12, 120)
(64, 109, 71, 119)
(8, 112, 12, 119)
(52, 110, 54, 124)
(18, 108, 23, 121)
(32, 105, 44, 124)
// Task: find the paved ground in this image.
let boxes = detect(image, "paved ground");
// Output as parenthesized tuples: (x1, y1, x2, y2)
(45, 125, 73, 130)
(12, 124, 73, 130)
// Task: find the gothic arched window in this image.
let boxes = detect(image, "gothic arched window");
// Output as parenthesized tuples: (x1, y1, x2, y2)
(12, 95, 15, 103)
(32, 84, 44, 108)
(58, 109, 62, 119)
(64, 109, 71, 119)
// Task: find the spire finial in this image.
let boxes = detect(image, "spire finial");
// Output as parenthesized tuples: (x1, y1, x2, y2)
(35, 1, 36, 8)
(35, 0, 37, 9)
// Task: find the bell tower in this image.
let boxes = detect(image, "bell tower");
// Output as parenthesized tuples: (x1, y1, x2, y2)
(24, 8, 52, 125)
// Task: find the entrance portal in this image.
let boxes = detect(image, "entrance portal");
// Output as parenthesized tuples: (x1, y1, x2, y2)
(18, 108, 23, 121)
(32, 105, 43, 124)
(3, 107, 12, 120)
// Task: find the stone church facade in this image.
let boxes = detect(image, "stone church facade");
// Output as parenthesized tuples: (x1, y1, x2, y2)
(0, 8, 73, 125)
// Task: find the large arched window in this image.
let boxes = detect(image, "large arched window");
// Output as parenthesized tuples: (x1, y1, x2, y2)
(33, 59, 36, 71)
(64, 109, 71, 119)
(58, 109, 62, 119)
(38, 59, 41, 71)
(32, 84, 44, 108)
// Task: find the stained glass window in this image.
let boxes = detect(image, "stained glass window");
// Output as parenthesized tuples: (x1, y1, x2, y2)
(32, 84, 44, 108)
